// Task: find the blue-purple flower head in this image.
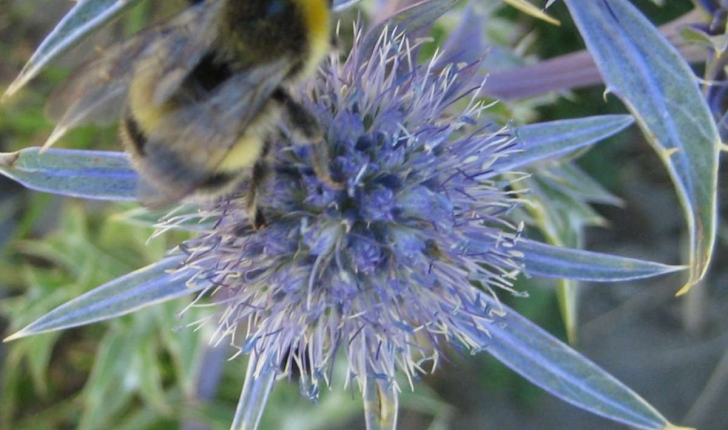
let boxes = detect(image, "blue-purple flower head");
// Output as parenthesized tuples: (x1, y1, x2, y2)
(173, 26, 524, 395)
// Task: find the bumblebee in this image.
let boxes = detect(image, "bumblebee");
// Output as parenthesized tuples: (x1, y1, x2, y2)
(45, 0, 338, 227)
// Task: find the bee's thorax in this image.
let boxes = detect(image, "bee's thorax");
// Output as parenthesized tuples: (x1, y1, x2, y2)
(220, 0, 331, 80)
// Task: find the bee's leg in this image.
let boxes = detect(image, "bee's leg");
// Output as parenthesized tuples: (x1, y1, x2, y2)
(272, 88, 322, 142)
(272, 88, 343, 190)
(247, 143, 272, 230)
(309, 140, 343, 190)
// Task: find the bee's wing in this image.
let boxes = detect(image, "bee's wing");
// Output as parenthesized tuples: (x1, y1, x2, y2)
(136, 60, 292, 205)
(44, 0, 224, 146)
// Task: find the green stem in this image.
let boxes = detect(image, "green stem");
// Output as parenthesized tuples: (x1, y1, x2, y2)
(484, 8, 707, 100)
(363, 377, 399, 430)
(230, 354, 277, 430)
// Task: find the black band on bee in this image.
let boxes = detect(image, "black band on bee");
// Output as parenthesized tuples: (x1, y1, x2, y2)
(199, 171, 239, 191)
(247, 150, 273, 229)
(272, 88, 322, 142)
(121, 114, 148, 156)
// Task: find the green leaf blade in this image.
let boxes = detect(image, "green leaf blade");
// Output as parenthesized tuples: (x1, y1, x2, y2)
(0, 148, 138, 201)
(332, 0, 364, 12)
(482, 293, 683, 430)
(4, 256, 204, 341)
(563, 0, 720, 293)
(517, 238, 684, 282)
(3, 0, 143, 99)
(358, 0, 458, 62)
(496, 114, 635, 174)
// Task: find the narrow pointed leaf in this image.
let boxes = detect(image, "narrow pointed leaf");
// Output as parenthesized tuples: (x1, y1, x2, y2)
(502, 0, 560, 25)
(564, 0, 721, 294)
(80, 333, 140, 430)
(360, 0, 458, 61)
(482, 293, 691, 430)
(516, 238, 684, 282)
(363, 376, 399, 429)
(111, 205, 214, 235)
(333, 0, 364, 12)
(111, 207, 176, 228)
(556, 266, 581, 345)
(136, 343, 174, 414)
(4, 256, 204, 340)
(524, 175, 588, 344)
(3, 0, 144, 99)
(232, 354, 278, 430)
(541, 162, 622, 206)
(438, 3, 487, 67)
(0, 148, 138, 201)
(494, 115, 634, 174)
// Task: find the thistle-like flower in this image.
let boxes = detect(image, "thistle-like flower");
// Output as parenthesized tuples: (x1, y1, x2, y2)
(171, 25, 524, 426)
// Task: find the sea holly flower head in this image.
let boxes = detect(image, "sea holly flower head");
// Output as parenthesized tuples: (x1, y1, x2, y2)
(175, 25, 523, 401)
